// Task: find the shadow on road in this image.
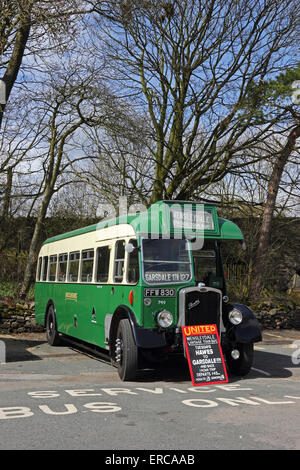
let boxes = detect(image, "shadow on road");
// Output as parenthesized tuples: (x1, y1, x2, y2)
(0, 333, 298, 384)
(135, 348, 298, 383)
(0, 336, 46, 363)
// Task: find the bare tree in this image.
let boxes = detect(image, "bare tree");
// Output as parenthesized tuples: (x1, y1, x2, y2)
(71, 115, 154, 209)
(0, 0, 95, 223)
(0, 90, 49, 221)
(91, 0, 299, 203)
(238, 62, 300, 297)
(17, 54, 109, 296)
(249, 124, 300, 297)
(204, 135, 300, 297)
(0, 0, 92, 128)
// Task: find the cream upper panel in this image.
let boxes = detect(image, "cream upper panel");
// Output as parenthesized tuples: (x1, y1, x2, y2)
(38, 224, 136, 257)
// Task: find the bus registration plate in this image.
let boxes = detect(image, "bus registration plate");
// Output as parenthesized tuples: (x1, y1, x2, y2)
(144, 288, 176, 297)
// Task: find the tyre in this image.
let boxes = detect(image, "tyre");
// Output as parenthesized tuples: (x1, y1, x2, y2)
(115, 319, 138, 381)
(226, 343, 254, 376)
(46, 305, 61, 346)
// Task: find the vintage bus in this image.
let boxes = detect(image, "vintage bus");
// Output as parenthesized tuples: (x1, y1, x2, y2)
(35, 200, 261, 381)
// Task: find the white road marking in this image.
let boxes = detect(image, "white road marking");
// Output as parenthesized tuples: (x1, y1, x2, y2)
(263, 332, 281, 338)
(0, 374, 63, 380)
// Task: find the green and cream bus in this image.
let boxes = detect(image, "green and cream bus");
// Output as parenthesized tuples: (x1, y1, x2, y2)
(35, 200, 261, 381)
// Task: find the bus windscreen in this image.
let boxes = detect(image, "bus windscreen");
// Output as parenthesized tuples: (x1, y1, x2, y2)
(142, 238, 192, 284)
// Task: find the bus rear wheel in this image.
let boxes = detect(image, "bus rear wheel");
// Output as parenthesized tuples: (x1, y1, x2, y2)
(46, 305, 61, 346)
(115, 319, 138, 381)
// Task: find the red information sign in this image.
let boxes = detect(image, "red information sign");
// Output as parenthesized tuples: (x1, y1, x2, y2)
(182, 324, 228, 386)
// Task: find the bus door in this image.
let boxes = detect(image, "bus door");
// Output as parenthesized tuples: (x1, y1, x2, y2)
(65, 251, 86, 339)
(92, 239, 139, 349)
(91, 244, 112, 347)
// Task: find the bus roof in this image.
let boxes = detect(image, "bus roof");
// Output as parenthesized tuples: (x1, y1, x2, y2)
(43, 201, 243, 245)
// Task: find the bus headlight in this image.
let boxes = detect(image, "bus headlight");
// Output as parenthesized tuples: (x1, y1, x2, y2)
(229, 308, 243, 325)
(156, 310, 173, 328)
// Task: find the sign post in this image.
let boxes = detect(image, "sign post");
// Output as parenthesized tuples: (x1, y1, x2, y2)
(182, 324, 228, 386)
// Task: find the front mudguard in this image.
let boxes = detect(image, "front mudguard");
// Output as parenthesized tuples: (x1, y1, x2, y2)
(108, 305, 167, 351)
(226, 303, 262, 344)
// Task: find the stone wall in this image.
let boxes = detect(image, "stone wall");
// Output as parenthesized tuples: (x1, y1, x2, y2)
(250, 299, 300, 330)
(0, 300, 44, 334)
(254, 308, 300, 330)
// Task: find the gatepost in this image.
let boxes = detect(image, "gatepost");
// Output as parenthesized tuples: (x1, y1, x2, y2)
(0, 340, 6, 364)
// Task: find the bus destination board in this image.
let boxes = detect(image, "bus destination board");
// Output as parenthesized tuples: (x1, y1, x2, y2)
(182, 324, 228, 386)
(171, 207, 215, 231)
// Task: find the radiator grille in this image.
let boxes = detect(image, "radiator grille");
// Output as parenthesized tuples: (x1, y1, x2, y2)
(184, 289, 221, 333)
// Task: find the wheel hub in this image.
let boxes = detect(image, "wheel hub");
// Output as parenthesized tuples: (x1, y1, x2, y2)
(115, 337, 123, 364)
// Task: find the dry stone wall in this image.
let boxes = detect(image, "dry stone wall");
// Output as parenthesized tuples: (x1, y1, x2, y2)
(0, 300, 44, 333)
(250, 299, 300, 330)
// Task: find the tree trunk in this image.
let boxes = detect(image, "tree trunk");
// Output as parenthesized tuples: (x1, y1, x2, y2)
(1, 166, 13, 218)
(0, 12, 31, 128)
(249, 125, 300, 298)
(19, 186, 53, 299)
(18, 111, 84, 298)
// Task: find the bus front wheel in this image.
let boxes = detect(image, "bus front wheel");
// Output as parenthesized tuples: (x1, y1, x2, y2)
(115, 319, 138, 381)
(226, 343, 253, 376)
(46, 305, 61, 346)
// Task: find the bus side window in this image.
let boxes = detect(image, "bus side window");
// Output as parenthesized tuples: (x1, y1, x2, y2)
(49, 255, 57, 281)
(68, 251, 80, 282)
(42, 256, 48, 281)
(96, 246, 110, 283)
(127, 239, 139, 284)
(81, 249, 94, 282)
(58, 253, 68, 282)
(114, 240, 125, 283)
(36, 257, 42, 281)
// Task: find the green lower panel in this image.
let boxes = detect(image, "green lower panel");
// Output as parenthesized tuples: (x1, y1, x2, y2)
(35, 283, 143, 349)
